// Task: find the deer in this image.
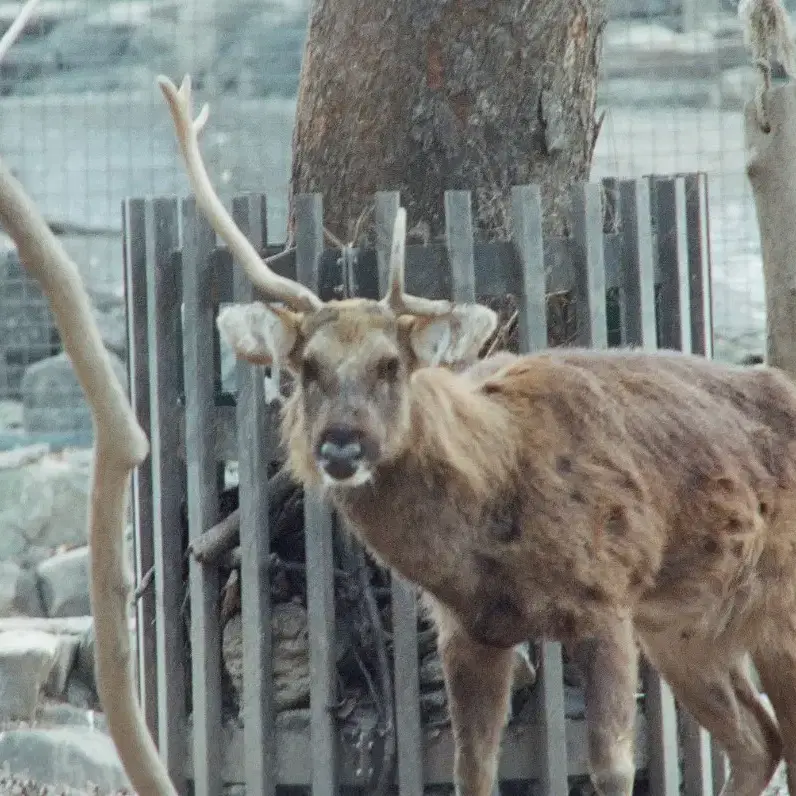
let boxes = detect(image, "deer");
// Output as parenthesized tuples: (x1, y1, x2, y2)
(159, 72, 796, 796)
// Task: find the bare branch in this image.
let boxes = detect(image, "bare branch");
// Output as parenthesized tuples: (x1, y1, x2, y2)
(0, 0, 43, 65)
(157, 74, 323, 313)
(0, 158, 176, 795)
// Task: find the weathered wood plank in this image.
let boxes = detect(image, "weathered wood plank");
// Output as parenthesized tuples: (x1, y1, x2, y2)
(121, 197, 158, 739)
(681, 709, 714, 796)
(618, 179, 657, 349)
(511, 185, 548, 352)
(444, 190, 475, 302)
(684, 173, 713, 358)
(295, 193, 339, 796)
(181, 196, 223, 796)
(644, 661, 680, 796)
(232, 194, 277, 796)
(654, 177, 692, 352)
(446, 190, 506, 796)
(570, 183, 608, 348)
(511, 184, 569, 795)
(144, 196, 188, 789)
(374, 191, 401, 298)
(376, 189, 424, 796)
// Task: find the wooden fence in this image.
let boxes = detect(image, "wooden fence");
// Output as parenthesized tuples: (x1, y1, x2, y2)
(123, 173, 721, 795)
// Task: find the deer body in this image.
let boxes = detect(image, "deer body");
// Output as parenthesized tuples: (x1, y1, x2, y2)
(159, 74, 793, 796)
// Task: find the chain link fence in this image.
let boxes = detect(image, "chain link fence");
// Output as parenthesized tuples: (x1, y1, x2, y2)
(0, 0, 781, 449)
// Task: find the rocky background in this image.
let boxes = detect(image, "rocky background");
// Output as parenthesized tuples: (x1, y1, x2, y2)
(0, 0, 790, 793)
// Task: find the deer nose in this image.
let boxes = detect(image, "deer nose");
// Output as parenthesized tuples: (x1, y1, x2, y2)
(317, 426, 364, 478)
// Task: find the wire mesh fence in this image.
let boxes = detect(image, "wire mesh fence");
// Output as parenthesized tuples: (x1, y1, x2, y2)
(0, 0, 781, 444)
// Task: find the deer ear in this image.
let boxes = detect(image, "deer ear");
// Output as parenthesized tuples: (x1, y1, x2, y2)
(407, 304, 498, 367)
(217, 302, 302, 369)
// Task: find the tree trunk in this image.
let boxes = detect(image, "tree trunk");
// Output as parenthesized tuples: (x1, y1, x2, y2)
(291, 0, 606, 242)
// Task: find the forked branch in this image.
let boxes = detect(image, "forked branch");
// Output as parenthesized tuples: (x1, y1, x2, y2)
(0, 160, 176, 794)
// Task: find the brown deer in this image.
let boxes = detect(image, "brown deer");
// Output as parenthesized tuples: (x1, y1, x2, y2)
(160, 73, 796, 796)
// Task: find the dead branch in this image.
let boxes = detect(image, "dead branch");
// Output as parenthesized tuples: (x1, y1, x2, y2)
(134, 565, 155, 602)
(188, 508, 240, 563)
(0, 0, 43, 64)
(0, 160, 175, 793)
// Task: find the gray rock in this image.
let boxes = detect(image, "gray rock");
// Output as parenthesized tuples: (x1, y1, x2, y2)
(0, 630, 79, 720)
(22, 351, 127, 434)
(36, 546, 90, 618)
(223, 601, 310, 711)
(0, 400, 23, 430)
(0, 560, 44, 617)
(34, 701, 107, 732)
(0, 727, 130, 792)
(0, 447, 93, 562)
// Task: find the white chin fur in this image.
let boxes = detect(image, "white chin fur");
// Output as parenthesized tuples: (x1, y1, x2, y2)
(321, 466, 373, 489)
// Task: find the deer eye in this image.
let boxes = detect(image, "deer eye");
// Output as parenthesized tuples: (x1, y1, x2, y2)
(302, 357, 320, 385)
(376, 356, 400, 382)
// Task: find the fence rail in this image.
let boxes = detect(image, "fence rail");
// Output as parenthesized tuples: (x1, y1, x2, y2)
(124, 173, 720, 795)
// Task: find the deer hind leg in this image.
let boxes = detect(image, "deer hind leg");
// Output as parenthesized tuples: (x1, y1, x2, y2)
(573, 617, 639, 796)
(753, 640, 796, 794)
(644, 641, 781, 796)
(434, 605, 515, 796)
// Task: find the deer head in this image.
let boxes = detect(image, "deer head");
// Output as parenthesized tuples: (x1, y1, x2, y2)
(159, 75, 498, 488)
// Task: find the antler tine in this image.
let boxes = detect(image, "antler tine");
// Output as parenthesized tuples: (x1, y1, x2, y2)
(379, 207, 452, 316)
(157, 74, 323, 313)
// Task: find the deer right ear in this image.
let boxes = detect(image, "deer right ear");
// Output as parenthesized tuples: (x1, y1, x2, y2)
(217, 302, 302, 368)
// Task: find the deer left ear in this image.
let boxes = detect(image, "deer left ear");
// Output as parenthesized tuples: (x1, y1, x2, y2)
(406, 304, 498, 367)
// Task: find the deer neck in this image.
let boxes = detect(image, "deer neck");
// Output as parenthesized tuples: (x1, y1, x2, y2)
(325, 367, 520, 588)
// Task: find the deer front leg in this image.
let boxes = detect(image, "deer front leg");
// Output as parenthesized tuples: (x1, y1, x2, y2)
(434, 605, 515, 796)
(573, 617, 638, 796)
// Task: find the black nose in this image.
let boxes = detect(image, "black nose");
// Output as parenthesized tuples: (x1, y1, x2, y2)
(317, 426, 364, 479)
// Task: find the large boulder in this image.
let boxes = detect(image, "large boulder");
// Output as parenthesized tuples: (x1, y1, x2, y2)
(0, 446, 94, 562)
(0, 630, 79, 721)
(0, 560, 44, 617)
(36, 546, 91, 618)
(22, 350, 127, 435)
(0, 728, 130, 793)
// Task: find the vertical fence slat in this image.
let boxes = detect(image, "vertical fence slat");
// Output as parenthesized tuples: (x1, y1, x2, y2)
(445, 190, 505, 796)
(444, 190, 475, 302)
(655, 176, 714, 794)
(570, 183, 608, 348)
(375, 191, 401, 297)
(122, 197, 158, 739)
(145, 196, 187, 790)
(511, 184, 569, 796)
(681, 711, 714, 796)
(654, 178, 692, 353)
(296, 192, 339, 796)
(684, 173, 713, 358)
(511, 185, 548, 352)
(232, 194, 277, 796)
(645, 661, 680, 796)
(618, 179, 657, 349)
(376, 190, 424, 796)
(181, 196, 223, 796)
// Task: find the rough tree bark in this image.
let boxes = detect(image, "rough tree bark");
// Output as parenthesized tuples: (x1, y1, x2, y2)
(291, 0, 606, 241)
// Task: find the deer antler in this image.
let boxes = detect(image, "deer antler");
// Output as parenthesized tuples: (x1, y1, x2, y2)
(379, 207, 453, 316)
(157, 74, 323, 313)
(0, 158, 176, 793)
